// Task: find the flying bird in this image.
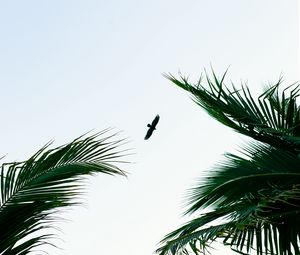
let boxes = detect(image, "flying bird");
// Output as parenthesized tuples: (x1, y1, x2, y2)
(144, 114, 160, 140)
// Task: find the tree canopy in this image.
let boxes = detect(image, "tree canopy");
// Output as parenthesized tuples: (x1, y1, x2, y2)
(157, 70, 300, 255)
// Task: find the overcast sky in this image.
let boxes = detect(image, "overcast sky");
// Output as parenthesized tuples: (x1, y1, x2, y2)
(0, 1, 298, 255)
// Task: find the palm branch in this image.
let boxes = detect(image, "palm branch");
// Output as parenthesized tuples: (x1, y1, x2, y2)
(157, 70, 300, 255)
(0, 130, 128, 254)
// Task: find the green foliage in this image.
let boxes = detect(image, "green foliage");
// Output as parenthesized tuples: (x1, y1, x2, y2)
(157, 70, 300, 255)
(0, 130, 128, 254)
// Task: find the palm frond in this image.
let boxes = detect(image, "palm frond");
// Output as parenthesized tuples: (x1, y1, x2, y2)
(0, 130, 128, 254)
(164, 71, 300, 153)
(186, 143, 300, 214)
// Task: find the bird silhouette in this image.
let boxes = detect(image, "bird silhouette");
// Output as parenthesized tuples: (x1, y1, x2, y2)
(144, 114, 160, 140)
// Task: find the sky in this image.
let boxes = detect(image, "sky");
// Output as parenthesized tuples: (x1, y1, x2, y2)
(0, 1, 298, 255)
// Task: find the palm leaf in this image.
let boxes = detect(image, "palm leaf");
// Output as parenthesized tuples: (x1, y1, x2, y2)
(0, 130, 128, 254)
(157, 147, 300, 254)
(164, 71, 300, 152)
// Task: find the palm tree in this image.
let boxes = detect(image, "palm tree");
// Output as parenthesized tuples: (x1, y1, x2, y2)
(0, 130, 128, 254)
(156, 70, 300, 255)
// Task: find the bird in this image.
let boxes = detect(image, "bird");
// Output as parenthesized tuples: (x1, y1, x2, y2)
(144, 114, 160, 140)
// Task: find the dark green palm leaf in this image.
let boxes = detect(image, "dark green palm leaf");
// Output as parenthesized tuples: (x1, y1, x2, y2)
(164, 71, 300, 152)
(0, 130, 128, 254)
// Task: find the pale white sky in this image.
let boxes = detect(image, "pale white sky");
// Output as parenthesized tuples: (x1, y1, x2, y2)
(0, 1, 298, 255)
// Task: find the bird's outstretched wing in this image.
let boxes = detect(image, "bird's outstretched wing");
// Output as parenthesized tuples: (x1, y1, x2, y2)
(144, 128, 154, 140)
(144, 114, 160, 140)
(151, 115, 160, 128)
